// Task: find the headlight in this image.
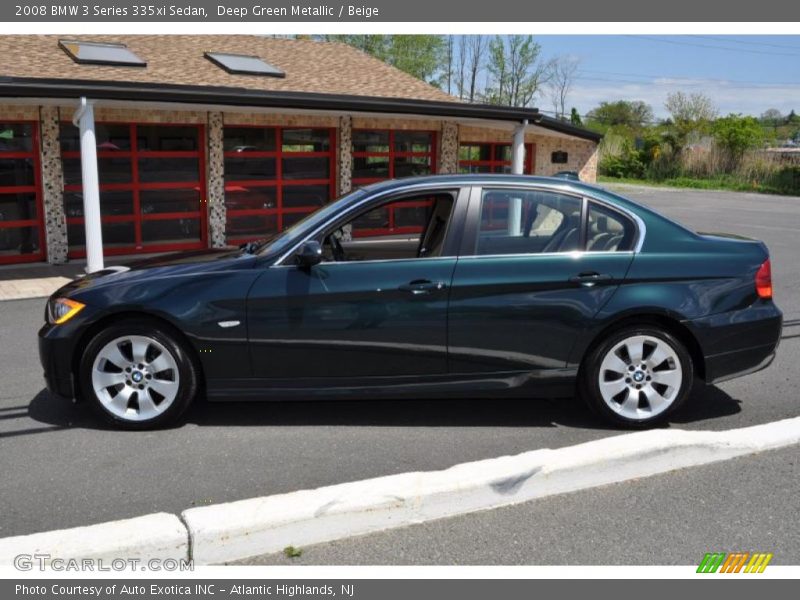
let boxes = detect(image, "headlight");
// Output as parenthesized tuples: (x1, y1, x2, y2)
(47, 298, 86, 325)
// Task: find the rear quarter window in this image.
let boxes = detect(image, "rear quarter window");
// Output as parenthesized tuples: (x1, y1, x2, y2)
(587, 202, 636, 252)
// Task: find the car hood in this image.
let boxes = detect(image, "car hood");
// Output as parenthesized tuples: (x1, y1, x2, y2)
(117, 247, 253, 269)
(52, 248, 258, 299)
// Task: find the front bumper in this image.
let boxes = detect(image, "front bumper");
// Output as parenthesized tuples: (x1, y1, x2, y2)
(687, 300, 783, 385)
(38, 321, 81, 399)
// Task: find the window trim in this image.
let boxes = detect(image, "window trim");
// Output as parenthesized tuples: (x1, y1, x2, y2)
(460, 184, 645, 258)
(223, 124, 337, 245)
(0, 120, 45, 264)
(60, 121, 207, 257)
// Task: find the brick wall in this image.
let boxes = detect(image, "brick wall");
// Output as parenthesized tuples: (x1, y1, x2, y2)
(534, 137, 598, 182)
(222, 112, 338, 127)
(0, 104, 39, 120)
(57, 106, 207, 124)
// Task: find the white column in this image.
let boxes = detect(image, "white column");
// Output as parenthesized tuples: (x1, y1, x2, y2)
(73, 98, 104, 273)
(508, 119, 528, 236)
(511, 119, 528, 175)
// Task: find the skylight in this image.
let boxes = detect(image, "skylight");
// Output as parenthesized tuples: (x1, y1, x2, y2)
(59, 40, 146, 67)
(204, 52, 285, 77)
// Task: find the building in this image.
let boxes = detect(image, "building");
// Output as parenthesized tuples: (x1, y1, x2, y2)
(0, 35, 601, 266)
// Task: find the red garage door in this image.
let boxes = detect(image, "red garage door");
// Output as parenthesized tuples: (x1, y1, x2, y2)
(351, 129, 438, 237)
(459, 142, 535, 174)
(0, 121, 45, 264)
(61, 122, 207, 257)
(223, 126, 337, 246)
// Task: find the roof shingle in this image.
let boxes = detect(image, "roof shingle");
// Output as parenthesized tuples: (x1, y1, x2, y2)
(0, 35, 456, 103)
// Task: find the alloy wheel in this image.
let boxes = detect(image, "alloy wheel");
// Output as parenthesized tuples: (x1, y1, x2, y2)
(597, 334, 683, 420)
(91, 335, 180, 422)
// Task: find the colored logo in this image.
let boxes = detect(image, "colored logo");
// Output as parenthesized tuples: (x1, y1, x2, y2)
(697, 552, 773, 573)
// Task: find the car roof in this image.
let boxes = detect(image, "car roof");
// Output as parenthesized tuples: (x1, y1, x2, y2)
(360, 174, 601, 196)
(360, 174, 665, 217)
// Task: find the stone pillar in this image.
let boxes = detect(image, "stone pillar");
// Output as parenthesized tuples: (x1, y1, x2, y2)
(338, 115, 353, 195)
(206, 111, 226, 248)
(437, 121, 459, 174)
(38, 106, 68, 264)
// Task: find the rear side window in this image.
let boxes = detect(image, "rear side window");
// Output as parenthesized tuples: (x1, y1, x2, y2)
(587, 202, 636, 251)
(475, 188, 583, 255)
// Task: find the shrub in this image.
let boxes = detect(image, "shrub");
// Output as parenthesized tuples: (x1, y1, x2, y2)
(598, 140, 645, 178)
(713, 114, 765, 170)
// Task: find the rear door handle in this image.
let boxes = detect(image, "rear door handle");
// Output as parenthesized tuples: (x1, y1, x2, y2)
(399, 279, 448, 295)
(569, 271, 614, 286)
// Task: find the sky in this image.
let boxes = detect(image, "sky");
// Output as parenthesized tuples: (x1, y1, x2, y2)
(526, 35, 800, 119)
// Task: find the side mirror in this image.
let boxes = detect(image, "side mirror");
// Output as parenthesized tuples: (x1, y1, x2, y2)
(295, 240, 323, 268)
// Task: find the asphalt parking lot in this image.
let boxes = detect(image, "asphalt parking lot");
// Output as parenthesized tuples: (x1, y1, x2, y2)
(1, 184, 799, 539)
(240, 445, 800, 565)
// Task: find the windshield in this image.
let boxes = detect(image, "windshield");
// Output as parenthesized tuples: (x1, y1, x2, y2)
(259, 188, 368, 257)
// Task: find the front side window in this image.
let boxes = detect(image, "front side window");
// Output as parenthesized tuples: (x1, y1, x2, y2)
(586, 202, 636, 251)
(314, 191, 456, 263)
(475, 188, 583, 256)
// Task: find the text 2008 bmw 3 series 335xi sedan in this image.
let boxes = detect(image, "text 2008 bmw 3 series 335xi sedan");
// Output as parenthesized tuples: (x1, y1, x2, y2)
(38, 175, 782, 430)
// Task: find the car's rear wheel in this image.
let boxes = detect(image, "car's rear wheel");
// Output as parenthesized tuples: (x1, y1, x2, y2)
(79, 319, 198, 429)
(579, 326, 693, 428)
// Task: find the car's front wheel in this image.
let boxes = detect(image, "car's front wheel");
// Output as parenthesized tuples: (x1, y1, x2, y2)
(579, 325, 693, 428)
(79, 318, 198, 429)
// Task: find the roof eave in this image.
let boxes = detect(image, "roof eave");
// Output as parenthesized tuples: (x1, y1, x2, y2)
(0, 76, 602, 142)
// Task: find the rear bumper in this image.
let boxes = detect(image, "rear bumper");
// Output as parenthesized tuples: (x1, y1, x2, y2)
(706, 347, 776, 385)
(686, 300, 782, 385)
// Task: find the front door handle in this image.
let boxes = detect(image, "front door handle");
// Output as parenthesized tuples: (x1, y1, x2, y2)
(399, 279, 448, 295)
(569, 271, 614, 287)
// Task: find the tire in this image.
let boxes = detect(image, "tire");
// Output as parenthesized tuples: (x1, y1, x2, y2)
(579, 325, 693, 428)
(78, 318, 199, 430)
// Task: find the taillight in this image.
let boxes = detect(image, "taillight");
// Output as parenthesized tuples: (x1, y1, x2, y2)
(755, 259, 772, 299)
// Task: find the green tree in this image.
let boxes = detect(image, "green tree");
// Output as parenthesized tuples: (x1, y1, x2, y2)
(483, 35, 551, 107)
(388, 36, 447, 87)
(326, 35, 446, 87)
(760, 108, 783, 127)
(664, 91, 718, 151)
(570, 107, 582, 126)
(713, 114, 765, 169)
(585, 100, 654, 131)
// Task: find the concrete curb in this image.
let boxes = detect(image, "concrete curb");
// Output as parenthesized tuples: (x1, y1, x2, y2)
(183, 416, 800, 564)
(0, 276, 72, 302)
(2, 418, 799, 565)
(0, 513, 188, 565)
